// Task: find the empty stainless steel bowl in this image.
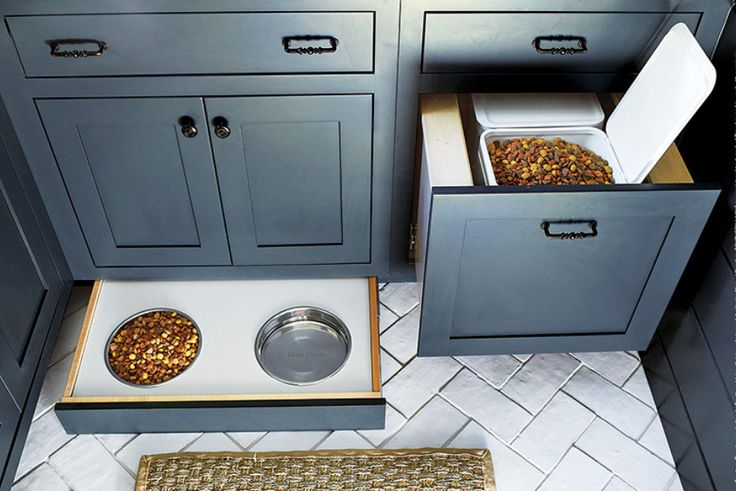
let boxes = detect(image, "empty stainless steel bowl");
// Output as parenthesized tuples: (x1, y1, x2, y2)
(255, 307, 351, 386)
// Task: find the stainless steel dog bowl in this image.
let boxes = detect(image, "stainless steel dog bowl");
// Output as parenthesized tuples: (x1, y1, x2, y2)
(105, 308, 202, 388)
(255, 307, 351, 386)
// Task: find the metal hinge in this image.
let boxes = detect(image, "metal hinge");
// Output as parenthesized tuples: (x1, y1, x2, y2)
(408, 223, 418, 252)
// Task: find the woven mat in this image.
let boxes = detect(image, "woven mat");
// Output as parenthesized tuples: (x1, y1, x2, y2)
(135, 448, 495, 491)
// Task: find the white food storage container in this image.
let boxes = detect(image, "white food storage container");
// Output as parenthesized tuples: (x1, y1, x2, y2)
(478, 23, 716, 186)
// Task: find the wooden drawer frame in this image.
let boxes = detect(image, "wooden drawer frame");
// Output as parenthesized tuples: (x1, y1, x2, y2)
(56, 278, 384, 433)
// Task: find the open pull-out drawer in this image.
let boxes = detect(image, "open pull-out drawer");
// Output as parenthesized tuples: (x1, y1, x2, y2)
(415, 94, 719, 356)
(56, 278, 383, 433)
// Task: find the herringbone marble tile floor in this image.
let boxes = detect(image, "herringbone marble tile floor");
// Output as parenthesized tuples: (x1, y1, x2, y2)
(13, 283, 682, 491)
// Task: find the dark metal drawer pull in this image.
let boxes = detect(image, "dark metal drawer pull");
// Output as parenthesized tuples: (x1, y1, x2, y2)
(49, 39, 108, 58)
(282, 36, 339, 55)
(533, 36, 587, 55)
(541, 220, 597, 240)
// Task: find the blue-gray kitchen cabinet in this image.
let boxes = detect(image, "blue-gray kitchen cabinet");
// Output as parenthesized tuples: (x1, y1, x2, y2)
(0, 383, 20, 481)
(37, 98, 230, 267)
(207, 95, 372, 265)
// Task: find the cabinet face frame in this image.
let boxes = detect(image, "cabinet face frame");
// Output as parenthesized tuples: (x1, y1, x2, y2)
(415, 94, 719, 355)
(60, 277, 382, 404)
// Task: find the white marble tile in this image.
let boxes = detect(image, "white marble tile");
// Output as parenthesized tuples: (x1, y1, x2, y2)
(512, 392, 595, 472)
(455, 354, 521, 388)
(316, 431, 373, 450)
(513, 354, 532, 362)
(184, 433, 241, 452)
(249, 431, 329, 452)
(447, 421, 545, 491)
(441, 369, 532, 443)
(382, 356, 461, 418)
(379, 306, 420, 364)
(576, 418, 676, 491)
(226, 431, 266, 450)
(538, 447, 611, 491)
(564, 367, 655, 439)
(639, 417, 676, 466)
(94, 434, 137, 455)
(379, 304, 399, 333)
(33, 355, 73, 420)
(572, 352, 639, 386)
(623, 366, 657, 408)
(603, 476, 636, 490)
(502, 354, 580, 414)
(667, 476, 684, 491)
(15, 411, 74, 479)
(49, 435, 134, 491)
(12, 463, 68, 491)
(380, 349, 402, 384)
(383, 396, 467, 449)
(64, 285, 93, 317)
(116, 433, 201, 474)
(357, 404, 406, 447)
(50, 309, 85, 366)
(628, 351, 641, 360)
(379, 283, 420, 317)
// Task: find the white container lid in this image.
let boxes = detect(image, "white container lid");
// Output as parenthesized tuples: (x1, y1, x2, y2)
(607, 23, 716, 183)
(472, 93, 605, 129)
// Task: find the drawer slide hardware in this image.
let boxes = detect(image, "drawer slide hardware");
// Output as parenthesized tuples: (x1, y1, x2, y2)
(532, 35, 587, 55)
(49, 39, 108, 58)
(541, 220, 597, 240)
(283, 36, 339, 55)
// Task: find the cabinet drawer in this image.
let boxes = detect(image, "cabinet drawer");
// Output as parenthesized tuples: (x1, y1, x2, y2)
(422, 12, 699, 74)
(415, 95, 718, 356)
(56, 278, 383, 433)
(8, 12, 374, 77)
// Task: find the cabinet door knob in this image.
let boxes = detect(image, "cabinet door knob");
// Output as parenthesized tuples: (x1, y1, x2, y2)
(179, 116, 198, 138)
(213, 117, 231, 139)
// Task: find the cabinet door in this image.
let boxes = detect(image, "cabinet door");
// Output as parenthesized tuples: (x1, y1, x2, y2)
(37, 98, 230, 267)
(207, 95, 372, 265)
(0, 380, 20, 474)
(418, 186, 719, 356)
(0, 118, 69, 406)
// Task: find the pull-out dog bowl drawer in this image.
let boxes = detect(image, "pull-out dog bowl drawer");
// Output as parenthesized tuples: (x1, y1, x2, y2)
(414, 94, 718, 356)
(55, 277, 383, 434)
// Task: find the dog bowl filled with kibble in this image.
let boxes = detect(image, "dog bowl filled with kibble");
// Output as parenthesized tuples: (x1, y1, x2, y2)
(105, 309, 201, 387)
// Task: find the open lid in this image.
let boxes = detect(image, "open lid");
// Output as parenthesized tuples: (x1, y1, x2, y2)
(473, 93, 604, 129)
(606, 23, 716, 183)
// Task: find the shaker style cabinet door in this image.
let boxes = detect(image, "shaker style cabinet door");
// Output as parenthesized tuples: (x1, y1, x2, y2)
(418, 186, 719, 356)
(207, 95, 372, 265)
(0, 381, 20, 474)
(37, 98, 230, 267)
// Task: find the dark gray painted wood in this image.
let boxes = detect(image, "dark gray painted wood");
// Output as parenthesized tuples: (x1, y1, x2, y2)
(692, 250, 734, 395)
(422, 12, 699, 74)
(36, 98, 230, 267)
(208, 95, 372, 265)
(642, 336, 716, 491)
(55, 399, 385, 433)
(0, 381, 20, 483)
(7, 13, 374, 77)
(660, 308, 734, 490)
(418, 185, 719, 355)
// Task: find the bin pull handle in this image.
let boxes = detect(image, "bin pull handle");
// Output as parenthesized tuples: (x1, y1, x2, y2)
(533, 35, 587, 55)
(541, 220, 597, 239)
(49, 39, 108, 58)
(283, 35, 339, 55)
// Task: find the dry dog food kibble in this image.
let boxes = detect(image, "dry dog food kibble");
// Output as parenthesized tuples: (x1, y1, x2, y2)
(107, 310, 200, 385)
(488, 137, 614, 186)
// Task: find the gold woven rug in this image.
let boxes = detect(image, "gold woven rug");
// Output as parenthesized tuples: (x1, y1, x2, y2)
(135, 447, 495, 491)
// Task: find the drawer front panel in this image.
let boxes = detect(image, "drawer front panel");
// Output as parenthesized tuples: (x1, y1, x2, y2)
(422, 12, 700, 74)
(37, 98, 230, 267)
(418, 186, 719, 356)
(8, 13, 374, 77)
